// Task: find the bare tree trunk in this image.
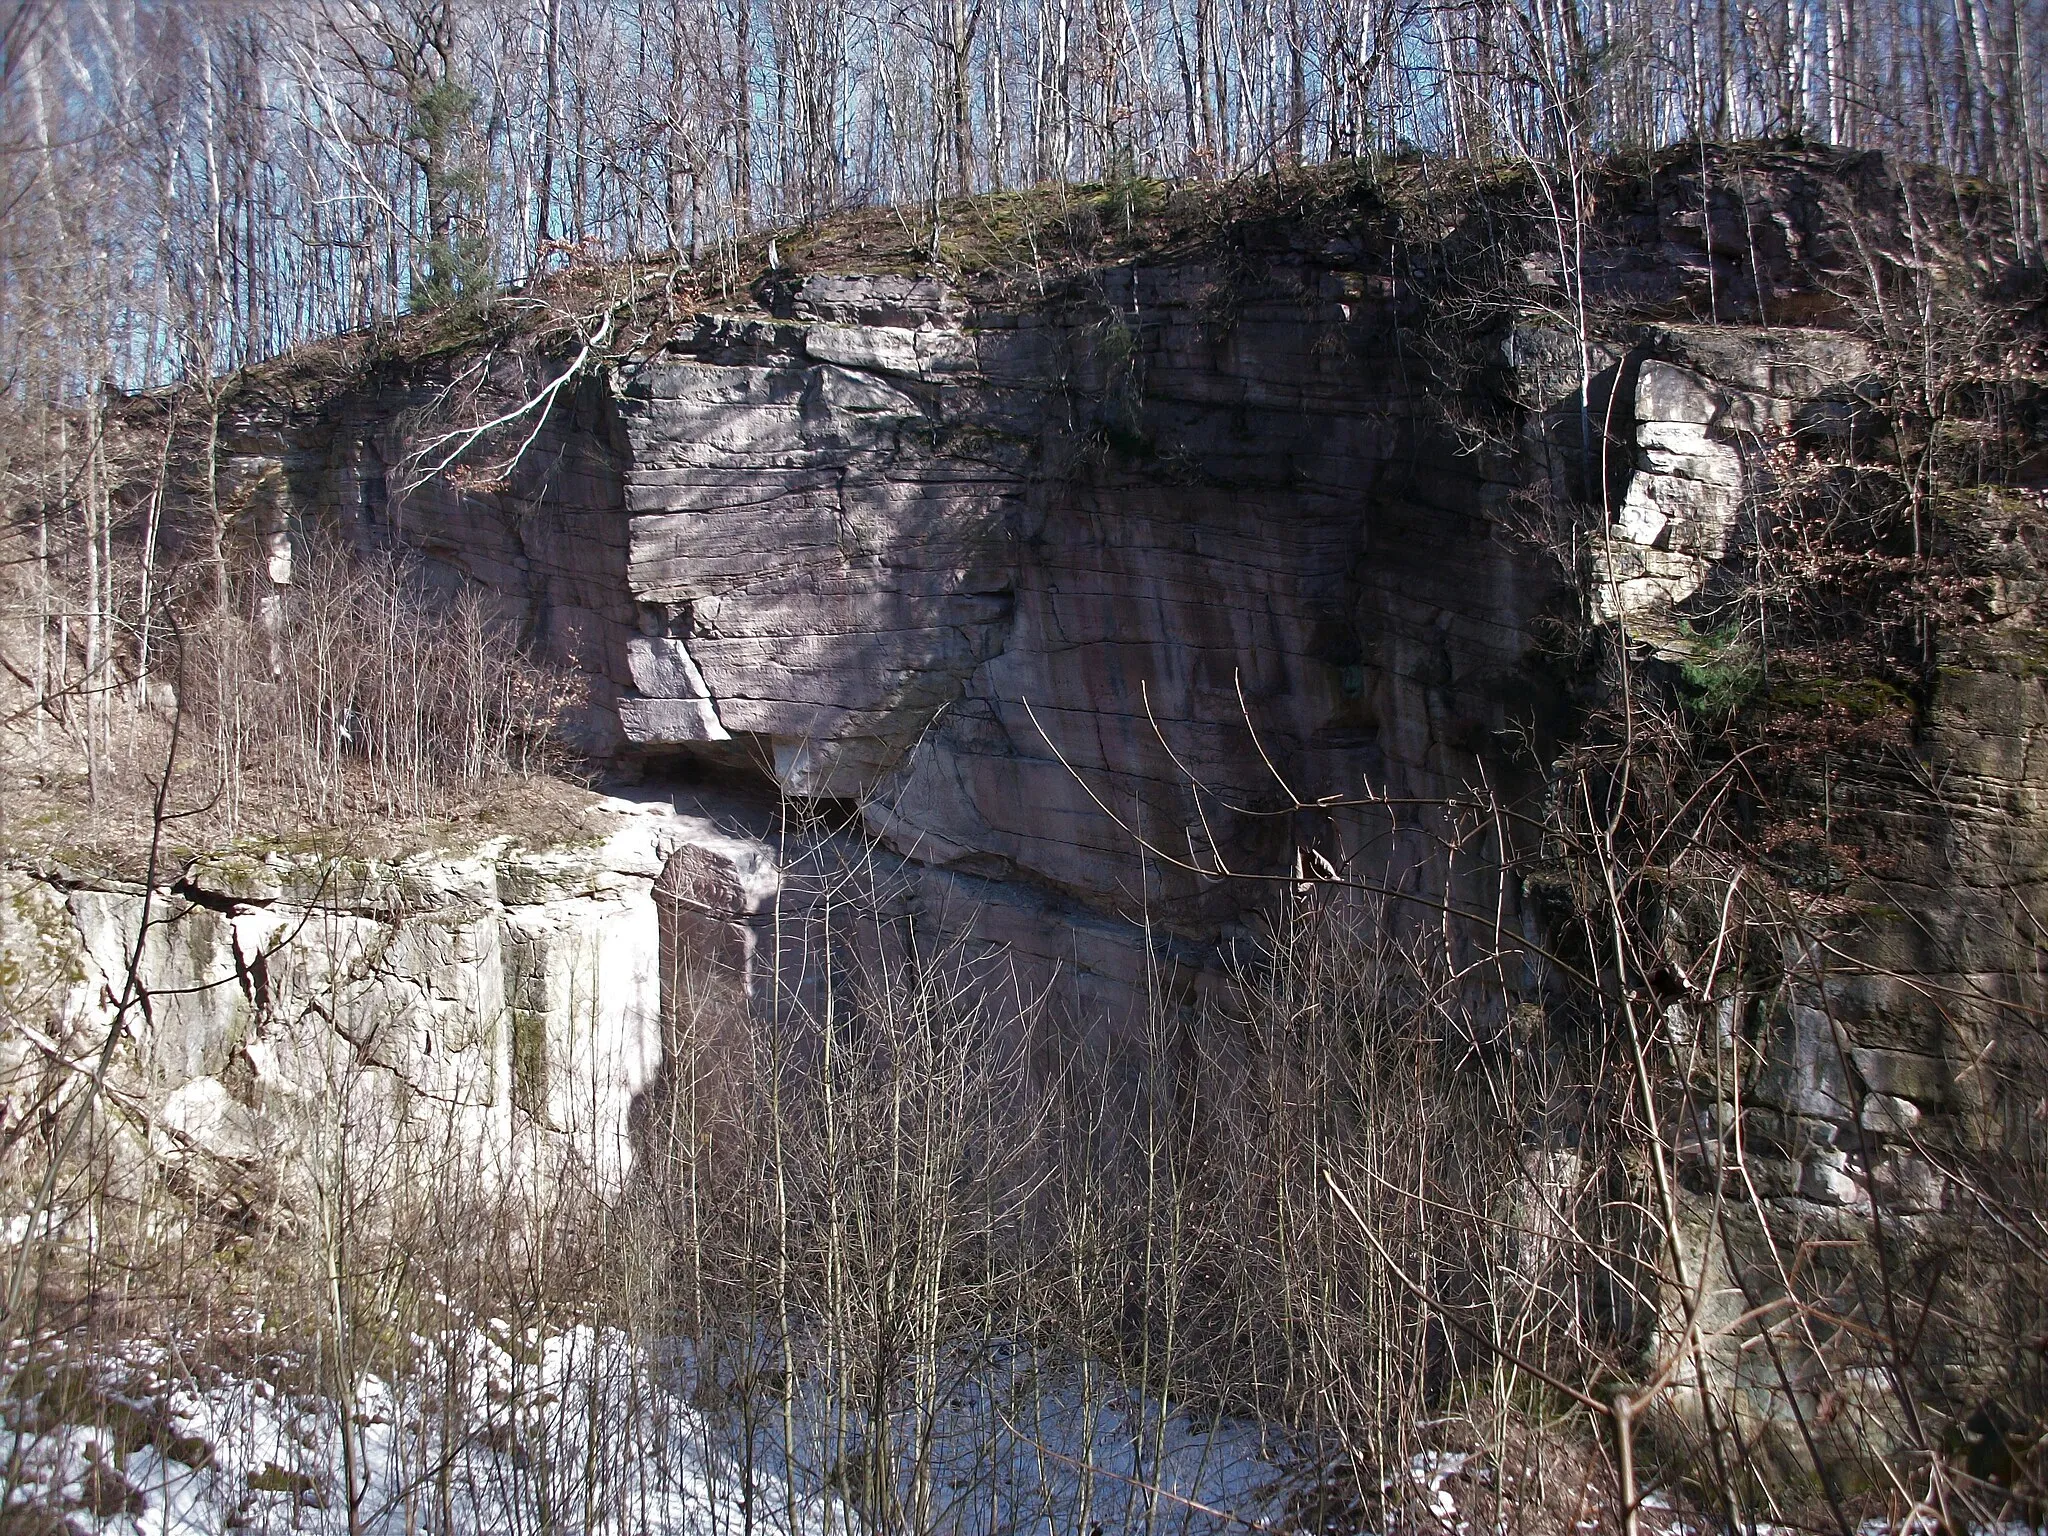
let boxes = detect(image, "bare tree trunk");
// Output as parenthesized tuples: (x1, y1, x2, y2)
(539, 0, 563, 263)
(948, 0, 977, 194)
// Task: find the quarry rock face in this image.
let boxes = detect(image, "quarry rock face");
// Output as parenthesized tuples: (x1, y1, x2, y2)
(1, 798, 775, 1202)
(72, 157, 2047, 1362)
(204, 218, 2028, 1063)
(595, 262, 1570, 1016)
(1593, 327, 1873, 631)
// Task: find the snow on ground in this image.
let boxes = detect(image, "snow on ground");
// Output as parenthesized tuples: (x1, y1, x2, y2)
(0, 1322, 1298, 1535)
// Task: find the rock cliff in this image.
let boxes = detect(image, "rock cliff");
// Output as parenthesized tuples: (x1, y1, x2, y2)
(204, 150, 1966, 1022)
(59, 149, 2048, 1344)
(1, 796, 776, 1201)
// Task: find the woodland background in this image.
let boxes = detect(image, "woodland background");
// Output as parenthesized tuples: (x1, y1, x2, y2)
(2, 0, 2043, 418)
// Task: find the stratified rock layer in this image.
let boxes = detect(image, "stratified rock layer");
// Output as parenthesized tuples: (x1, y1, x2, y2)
(1, 798, 777, 1201)
(158, 151, 2048, 1258)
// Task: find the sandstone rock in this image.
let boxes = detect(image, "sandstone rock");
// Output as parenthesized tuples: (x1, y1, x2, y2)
(1752, 1004, 1856, 1118)
(1590, 329, 1877, 634)
(1590, 539, 1717, 626)
(11, 798, 782, 1202)
(114, 248, 2000, 1099)
(158, 1077, 264, 1165)
(1849, 1047, 1951, 1106)
(1635, 360, 1720, 425)
(627, 635, 716, 696)
(1859, 1092, 1922, 1136)
(1868, 1153, 1945, 1213)
(77, 162, 2047, 1443)
(803, 325, 924, 376)
(777, 273, 957, 326)
(618, 695, 730, 743)
(1595, 362, 1747, 623)
(1799, 1145, 1864, 1206)
(656, 829, 780, 917)
(67, 888, 248, 1089)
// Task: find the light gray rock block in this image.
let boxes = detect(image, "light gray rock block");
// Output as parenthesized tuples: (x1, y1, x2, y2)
(804, 324, 924, 375)
(627, 635, 717, 699)
(8, 801, 784, 1202)
(618, 695, 731, 742)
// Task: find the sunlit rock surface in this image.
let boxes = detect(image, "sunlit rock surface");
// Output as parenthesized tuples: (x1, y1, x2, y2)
(2, 797, 776, 1200)
(109, 153, 2048, 1295)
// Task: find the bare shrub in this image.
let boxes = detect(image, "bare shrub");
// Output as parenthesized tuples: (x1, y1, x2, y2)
(0, 534, 586, 860)
(177, 543, 584, 831)
(602, 815, 1648, 1535)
